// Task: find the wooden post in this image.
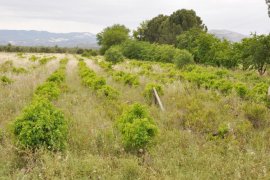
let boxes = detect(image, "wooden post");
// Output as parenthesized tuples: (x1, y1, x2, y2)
(153, 88, 165, 111)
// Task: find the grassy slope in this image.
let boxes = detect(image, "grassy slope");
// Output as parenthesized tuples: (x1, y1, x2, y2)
(0, 54, 270, 179)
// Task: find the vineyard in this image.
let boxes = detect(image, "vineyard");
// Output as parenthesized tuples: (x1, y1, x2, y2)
(1, 52, 270, 179)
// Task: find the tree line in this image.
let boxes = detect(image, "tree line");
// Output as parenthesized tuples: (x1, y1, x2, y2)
(97, 9, 270, 75)
(0, 43, 98, 56)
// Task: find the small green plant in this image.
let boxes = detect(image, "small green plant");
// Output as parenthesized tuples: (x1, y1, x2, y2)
(13, 97, 68, 151)
(143, 83, 164, 104)
(1, 76, 13, 85)
(116, 103, 158, 151)
(112, 71, 139, 86)
(29, 55, 38, 62)
(97, 85, 119, 99)
(12, 67, 28, 74)
(105, 46, 124, 64)
(235, 83, 248, 98)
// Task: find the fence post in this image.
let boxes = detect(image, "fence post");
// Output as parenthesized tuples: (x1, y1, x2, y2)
(153, 88, 165, 111)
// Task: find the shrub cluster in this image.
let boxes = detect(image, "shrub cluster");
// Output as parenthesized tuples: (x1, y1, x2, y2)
(78, 61, 119, 99)
(13, 97, 68, 151)
(104, 46, 124, 64)
(112, 71, 139, 87)
(116, 103, 158, 151)
(39, 56, 56, 65)
(13, 58, 69, 151)
(120, 40, 193, 66)
(34, 58, 67, 100)
(0, 60, 13, 73)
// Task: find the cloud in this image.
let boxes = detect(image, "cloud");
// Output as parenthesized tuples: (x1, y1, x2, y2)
(0, 0, 269, 34)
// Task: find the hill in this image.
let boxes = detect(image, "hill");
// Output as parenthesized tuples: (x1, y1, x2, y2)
(0, 30, 98, 48)
(209, 29, 248, 42)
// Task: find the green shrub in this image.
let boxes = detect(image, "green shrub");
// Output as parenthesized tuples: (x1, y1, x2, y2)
(35, 82, 61, 100)
(97, 85, 119, 99)
(47, 70, 65, 85)
(29, 55, 38, 62)
(174, 50, 194, 68)
(12, 67, 28, 74)
(143, 83, 164, 104)
(243, 103, 268, 128)
(105, 47, 124, 64)
(117, 103, 158, 151)
(1, 76, 13, 85)
(13, 98, 68, 151)
(112, 71, 139, 86)
(235, 83, 248, 98)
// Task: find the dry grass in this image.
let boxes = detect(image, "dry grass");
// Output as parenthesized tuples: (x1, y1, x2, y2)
(0, 54, 270, 179)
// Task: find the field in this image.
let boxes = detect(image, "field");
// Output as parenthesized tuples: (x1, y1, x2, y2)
(1, 52, 270, 179)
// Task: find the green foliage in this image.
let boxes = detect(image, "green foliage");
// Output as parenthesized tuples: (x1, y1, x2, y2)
(235, 83, 248, 98)
(134, 9, 206, 44)
(143, 83, 164, 104)
(81, 49, 98, 57)
(12, 67, 28, 74)
(13, 97, 68, 151)
(104, 46, 124, 64)
(1, 75, 13, 85)
(243, 103, 268, 128)
(39, 56, 56, 65)
(238, 34, 270, 75)
(116, 103, 158, 151)
(176, 28, 237, 68)
(121, 40, 191, 63)
(78, 61, 119, 99)
(112, 71, 139, 86)
(173, 49, 194, 68)
(29, 55, 39, 62)
(97, 85, 119, 100)
(97, 24, 130, 54)
(35, 82, 61, 100)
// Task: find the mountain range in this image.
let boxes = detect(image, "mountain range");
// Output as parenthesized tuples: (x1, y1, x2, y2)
(0, 30, 98, 48)
(0, 29, 247, 48)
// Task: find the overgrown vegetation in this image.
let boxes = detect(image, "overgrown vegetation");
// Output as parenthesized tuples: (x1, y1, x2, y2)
(12, 57, 69, 151)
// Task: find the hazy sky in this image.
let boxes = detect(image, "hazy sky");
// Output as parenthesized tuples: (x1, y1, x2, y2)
(0, 0, 269, 35)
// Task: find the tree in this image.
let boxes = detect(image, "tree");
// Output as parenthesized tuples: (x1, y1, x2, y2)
(97, 24, 130, 54)
(133, 9, 206, 45)
(240, 34, 270, 75)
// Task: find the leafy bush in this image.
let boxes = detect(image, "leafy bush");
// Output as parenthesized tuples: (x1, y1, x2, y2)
(12, 67, 28, 74)
(235, 83, 248, 98)
(35, 82, 61, 100)
(143, 83, 164, 104)
(105, 46, 124, 64)
(116, 103, 158, 151)
(243, 103, 268, 128)
(1, 76, 13, 85)
(174, 50, 194, 68)
(97, 85, 119, 100)
(29, 55, 38, 62)
(39, 56, 56, 65)
(78, 61, 120, 99)
(47, 70, 65, 85)
(13, 98, 68, 151)
(112, 71, 139, 86)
